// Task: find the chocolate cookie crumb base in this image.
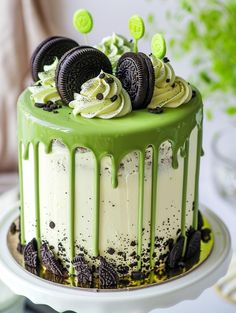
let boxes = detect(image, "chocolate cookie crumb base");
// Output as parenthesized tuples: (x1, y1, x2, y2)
(10, 222, 17, 235)
(10, 214, 213, 290)
(131, 271, 146, 280)
(201, 228, 211, 243)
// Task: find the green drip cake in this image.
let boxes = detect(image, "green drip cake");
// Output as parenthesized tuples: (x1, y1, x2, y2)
(17, 13, 207, 289)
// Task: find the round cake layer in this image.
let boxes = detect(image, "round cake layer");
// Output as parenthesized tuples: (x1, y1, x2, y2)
(18, 89, 203, 282)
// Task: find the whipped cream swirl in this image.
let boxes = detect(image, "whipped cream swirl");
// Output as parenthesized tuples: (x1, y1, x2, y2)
(69, 71, 132, 119)
(28, 58, 61, 104)
(97, 33, 134, 72)
(148, 55, 192, 109)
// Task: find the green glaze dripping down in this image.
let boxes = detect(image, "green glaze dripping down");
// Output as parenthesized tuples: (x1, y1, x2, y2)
(149, 145, 159, 269)
(181, 139, 190, 256)
(193, 127, 203, 229)
(93, 158, 101, 256)
(18, 88, 203, 270)
(33, 142, 41, 245)
(137, 151, 145, 269)
(69, 149, 76, 274)
(18, 142, 26, 244)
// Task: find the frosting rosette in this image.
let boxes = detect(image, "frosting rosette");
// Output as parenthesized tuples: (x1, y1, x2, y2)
(69, 71, 132, 119)
(148, 55, 192, 109)
(28, 58, 60, 104)
(97, 33, 134, 72)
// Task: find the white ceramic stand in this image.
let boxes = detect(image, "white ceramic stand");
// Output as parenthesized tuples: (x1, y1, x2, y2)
(0, 205, 232, 313)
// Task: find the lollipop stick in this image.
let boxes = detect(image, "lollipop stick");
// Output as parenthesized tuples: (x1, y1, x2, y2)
(134, 39, 138, 53)
(84, 34, 88, 45)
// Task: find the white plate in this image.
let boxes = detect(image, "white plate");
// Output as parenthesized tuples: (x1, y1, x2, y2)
(0, 205, 232, 313)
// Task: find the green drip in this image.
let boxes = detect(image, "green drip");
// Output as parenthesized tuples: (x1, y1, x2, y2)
(137, 151, 145, 269)
(23, 142, 29, 160)
(18, 142, 26, 245)
(180, 146, 186, 158)
(45, 141, 52, 154)
(193, 127, 203, 229)
(93, 158, 101, 256)
(69, 149, 76, 274)
(171, 144, 179, 169)
(111, 156, 118, 189)
(17, 89, 203, 262)
(149, 145, 159, 269)
(181, 139, 190, 256)
(33, 142, 41, 245)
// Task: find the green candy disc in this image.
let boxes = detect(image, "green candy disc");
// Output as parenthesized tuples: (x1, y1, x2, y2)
(151, 33, 167, 59)
(128, 15, 145, 40)
(73, 9, 93, 34)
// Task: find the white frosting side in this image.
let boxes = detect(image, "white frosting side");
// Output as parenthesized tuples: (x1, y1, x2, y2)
(22, 127, 198, 273)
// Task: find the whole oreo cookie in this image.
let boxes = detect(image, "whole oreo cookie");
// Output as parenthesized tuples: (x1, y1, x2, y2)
(31, 36, 79, 81)
(56, 46, 112, 104)
(116, 52, 155, 109)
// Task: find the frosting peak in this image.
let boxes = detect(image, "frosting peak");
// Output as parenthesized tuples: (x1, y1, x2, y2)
(97, 33, 134, 72)
(28, 58, 60, 104)
(148, 55, 192, 109)
(69, 71, 132, 119)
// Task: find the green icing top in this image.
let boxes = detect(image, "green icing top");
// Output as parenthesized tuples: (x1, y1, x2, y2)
(18, 88, 203, 177)
(28, 58, 60, 104)
(148, 55, 192, 109)
(97, 33, 134, 72)
(69, 71, 132, 119)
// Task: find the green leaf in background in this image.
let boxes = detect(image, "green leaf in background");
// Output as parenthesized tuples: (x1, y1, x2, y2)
(169, 0, 236, 117)
(206, 109, 213, 121)
(147, 13, 155, 25)
(226, 107, 236, 116)
(181, 0, 192, 12)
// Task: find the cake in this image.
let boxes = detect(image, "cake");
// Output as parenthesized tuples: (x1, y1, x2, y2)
(17, 13, 206, 289)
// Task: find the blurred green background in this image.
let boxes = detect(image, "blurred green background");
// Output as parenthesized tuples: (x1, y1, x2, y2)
(147, 0, 236, 119)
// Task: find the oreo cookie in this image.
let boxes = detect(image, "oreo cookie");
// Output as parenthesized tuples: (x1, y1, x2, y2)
(116, 52, 155, 109)
(197, 210, 204, 230)
(138, 52, 155, 107)
(31, 36, 79, 81)
(72, 255, 93, 287)
(40, 243, 67, 277)
(185, 230, 201, 259)
(56, 46, 112, 104)
(98, 256, 119, 289)
(167, 236, 184, 269)
(23, 238, 39, 269)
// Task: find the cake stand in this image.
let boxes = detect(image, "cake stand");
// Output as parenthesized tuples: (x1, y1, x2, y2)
(0, 204, 232, 313)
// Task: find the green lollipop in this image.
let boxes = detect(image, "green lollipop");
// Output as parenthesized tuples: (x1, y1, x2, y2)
(151, 33, 167, 59)
(73, 9, 93, 34)
(128, 15, 145, 53)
